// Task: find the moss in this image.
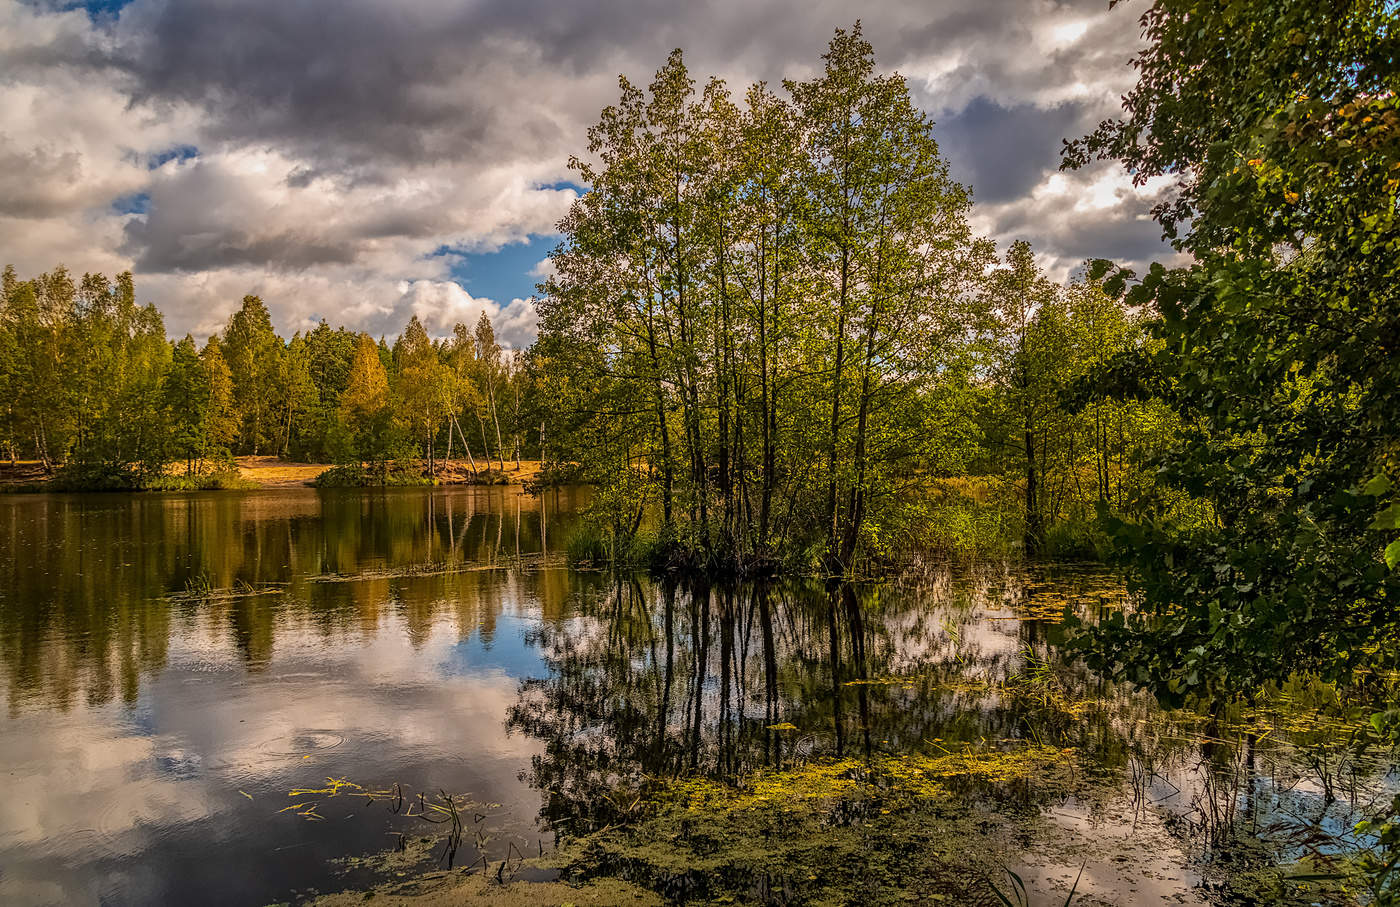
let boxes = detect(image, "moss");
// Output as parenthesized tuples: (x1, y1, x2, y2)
(545, 744, 1082, 906)
(307, 870, 661, 906)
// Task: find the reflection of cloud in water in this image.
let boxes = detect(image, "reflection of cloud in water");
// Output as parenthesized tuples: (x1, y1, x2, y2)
(0, 615, 547, 906)
(438, 615, 547, 679)
(0, 711, 215, 906)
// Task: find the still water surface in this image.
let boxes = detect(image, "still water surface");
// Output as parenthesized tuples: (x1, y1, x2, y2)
(0, 488, 1379, 905)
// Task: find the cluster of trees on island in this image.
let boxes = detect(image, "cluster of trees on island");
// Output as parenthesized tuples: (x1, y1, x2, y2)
(537, 27, 1181, 573)
(0, 271, 539, 486)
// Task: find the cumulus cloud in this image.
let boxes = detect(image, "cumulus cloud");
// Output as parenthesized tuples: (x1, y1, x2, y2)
(0, 0, 1173, 344)
(396, 279, 540, 347)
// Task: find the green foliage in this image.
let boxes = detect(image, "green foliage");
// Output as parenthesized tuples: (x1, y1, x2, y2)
(977, 253, 1180, 558)
(310, 460, 433, 488)
(0, 266, 540, 486)
(539, 25, 988, 576)
(1058, 0, 1400, 895)
(223, 295, 284, 455)
(1064, 0, 1400, 701)
(288, 320, 357, 461)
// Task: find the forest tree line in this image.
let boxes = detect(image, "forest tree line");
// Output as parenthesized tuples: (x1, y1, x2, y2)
(0, 268, 541, 486)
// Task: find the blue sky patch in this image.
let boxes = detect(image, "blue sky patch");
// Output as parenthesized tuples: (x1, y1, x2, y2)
(148, 145, 199, 170)
(64, 0, 135, 22)
(437, 614, 547, 679)
(441, 234, 558, 304)
(112, 192, 150, 215)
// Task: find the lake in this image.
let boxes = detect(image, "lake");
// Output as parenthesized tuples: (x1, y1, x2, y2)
(0, 488, 1380, 905)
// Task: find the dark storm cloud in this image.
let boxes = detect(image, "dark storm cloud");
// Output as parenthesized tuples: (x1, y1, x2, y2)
(93, 0, 1123, 172)
(121, 157, 359, 271)
(940, 97, 1090, 204)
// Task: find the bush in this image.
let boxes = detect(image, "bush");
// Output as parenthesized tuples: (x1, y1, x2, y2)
(142, 469, 255, 491)
(42, 463, 255, 492)
(525, 460, 586, 492)
(312, 460, 432, 488)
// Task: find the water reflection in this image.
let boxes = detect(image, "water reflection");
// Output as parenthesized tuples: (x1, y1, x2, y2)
(509, 571, 1389, 904)
(0, 487, 580, 711)
(0, 489, 1383, 906)
(509, 572, 1150, 820)
(0, 487, 586, 906)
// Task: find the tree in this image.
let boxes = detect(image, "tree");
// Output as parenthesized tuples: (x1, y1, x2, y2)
(223, 295, 284, 455)
(393, 315, 449, 477)
(444, 322, 484, 473)
(1060, 7, 1400, 889)
(295, 320, 357, 461)
(340, 333, 394, 463)
(201, 335, 238, 464)
(473, 312, 507, 471)
(981, 241, 1067, 555)
(539, 26, 984, 573)
(1063, 0, 1400, 700)
(275, 333, 318, 458)
(164, 336, 210, 474)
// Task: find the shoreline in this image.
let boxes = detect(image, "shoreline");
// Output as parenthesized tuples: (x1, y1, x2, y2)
(0, 456, 545, 492)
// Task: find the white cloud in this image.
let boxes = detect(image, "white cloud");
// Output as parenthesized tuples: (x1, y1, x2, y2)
(528, 256, 556, 281)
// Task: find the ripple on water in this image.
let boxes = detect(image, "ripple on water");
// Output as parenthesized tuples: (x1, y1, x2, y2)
(257, 730, 346, 758)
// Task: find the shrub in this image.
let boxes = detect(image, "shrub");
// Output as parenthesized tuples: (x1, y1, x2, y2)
(312, 460, 432, 488)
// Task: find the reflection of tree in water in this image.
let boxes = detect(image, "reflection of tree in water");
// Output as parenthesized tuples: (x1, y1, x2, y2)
(509, 571, 1398, 904)
(507, 575, 1125, 833)
(0, 488, 583, 710)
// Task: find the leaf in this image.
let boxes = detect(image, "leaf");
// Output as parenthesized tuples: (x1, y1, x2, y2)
(1363, 474, 1392, 496)
(1385, 538, 1400, 571)
(1371, 504, 1400, 531)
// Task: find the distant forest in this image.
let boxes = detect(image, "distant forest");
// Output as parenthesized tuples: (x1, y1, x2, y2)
(0, 267, 538, 485)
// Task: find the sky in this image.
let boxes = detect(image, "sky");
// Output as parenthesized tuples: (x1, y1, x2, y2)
(0, 0, 1180, 347)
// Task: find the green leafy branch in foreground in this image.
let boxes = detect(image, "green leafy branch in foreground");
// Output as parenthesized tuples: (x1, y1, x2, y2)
(1060, 0, 1400, 899)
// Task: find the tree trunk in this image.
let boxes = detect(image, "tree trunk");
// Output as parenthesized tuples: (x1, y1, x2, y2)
(476, 414, 491, 473)
(823, 245, 850, 571)
(1024, 425, 1042, 556)
(451, 412, 477, 474)
(644, 310, 674, 526)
